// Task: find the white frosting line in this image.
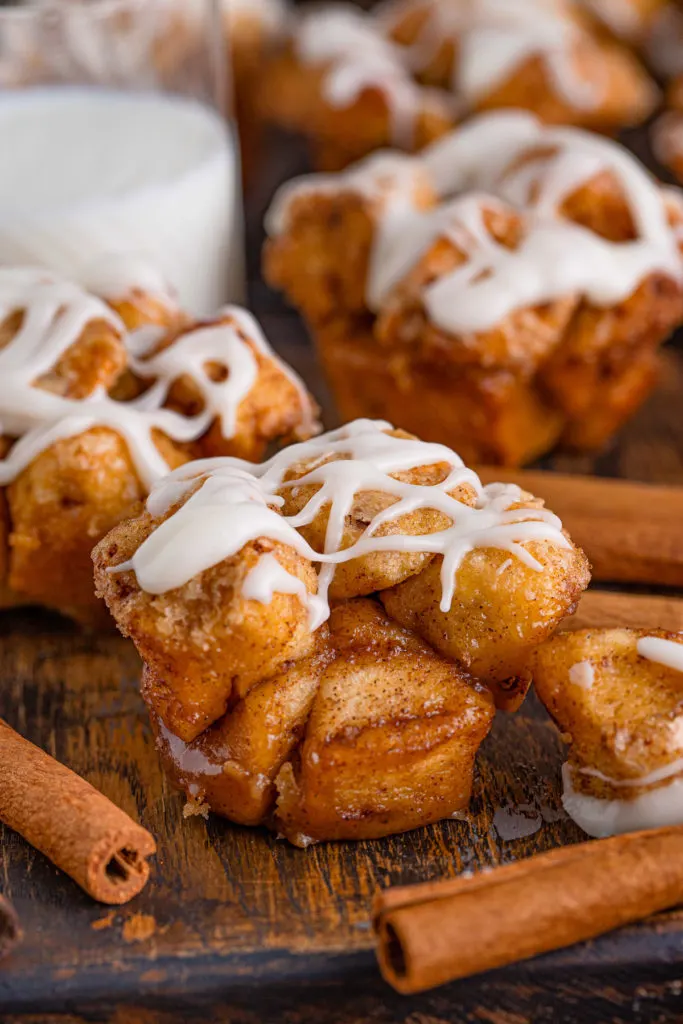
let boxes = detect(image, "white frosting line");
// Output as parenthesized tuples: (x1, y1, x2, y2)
(117, 418, 571, 628)
(562, 762, 683, 838)
(295, 6, 449, 147)
(377, 0, 604, 109)
(637, 636, 683, 674)
(569, 660, 594, 689)
(242, 551, 326, 630)
(0, 270, 313, 489)
(267, 111, 683, 334)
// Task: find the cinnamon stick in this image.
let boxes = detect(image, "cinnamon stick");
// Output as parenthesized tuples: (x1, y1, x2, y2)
(0, 895, 21, 961)
(374, 827, 683, 994)
(565, 589, 683, 633)
(477, 467, 683, 587)
(0, 719, 156, 904)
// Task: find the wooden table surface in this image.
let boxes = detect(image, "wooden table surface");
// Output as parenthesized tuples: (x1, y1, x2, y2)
(1, 129, 683, 1024)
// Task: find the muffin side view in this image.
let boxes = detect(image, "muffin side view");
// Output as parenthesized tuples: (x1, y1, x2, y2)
(264, 111, 683, 466)
(94, 418, 590, 844)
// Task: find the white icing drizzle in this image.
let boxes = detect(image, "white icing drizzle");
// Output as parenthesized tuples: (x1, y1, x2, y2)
(562, 762, 683, 838)
(117, 419, 571, 628)
(637, 636, 683, 674)
(569, 660, 595, 689)
(267, 111, 683, 333)
(295, 6, 449, 147)
(0, 269, 313, 489)
(242, 551, 326, 630)
(377, 0, 603, 110)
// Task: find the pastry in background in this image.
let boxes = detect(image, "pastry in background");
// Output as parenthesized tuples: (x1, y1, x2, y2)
(264, 111, 683, 466)
(0, 264, 317, 624)
(259, 0, 657, 171)
(534, 628, 683, 837)
(93, 418, 590, 843)
(578, 0, 670, 46)
(258, 5, 455, 172)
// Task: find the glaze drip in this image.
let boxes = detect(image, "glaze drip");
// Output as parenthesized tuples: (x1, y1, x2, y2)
(267, 111, 683, 332)
(0, 269, 313, 489)
(118, 419, 571, 626)
(378, 0, 603, 110)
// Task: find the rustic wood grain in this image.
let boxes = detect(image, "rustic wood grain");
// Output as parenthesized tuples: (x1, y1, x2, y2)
(2, 97, 683, 1024)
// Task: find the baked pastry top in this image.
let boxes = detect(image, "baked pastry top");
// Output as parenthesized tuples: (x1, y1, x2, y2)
(0, 264, 317, 622)
(93, 418, 590, 844)
(265, 111, 683, 465)
(259, 0, 658, 170)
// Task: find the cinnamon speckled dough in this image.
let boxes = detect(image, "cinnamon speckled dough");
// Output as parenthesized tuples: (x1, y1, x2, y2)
(145, 312, 320, 463)
(0, 310, 165, 624)
(277, 428, 477, 599)
(259, 48, 454, 172)
(375, 205, 581, 376)
(146, 637, 332, 825)
(381, 499, 591, 711)
(274, 599, 495, 846)
(0, 292, 318, 623)
(263, 165, 436, 328)
(533, 628, 683, 800)
(93, 505, 319, 742)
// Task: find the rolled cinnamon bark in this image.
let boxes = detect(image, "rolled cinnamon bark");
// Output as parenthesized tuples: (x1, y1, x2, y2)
(0, 895, 21, 960)
(374, 828, 683, 994)
(0, 719, 156, 904)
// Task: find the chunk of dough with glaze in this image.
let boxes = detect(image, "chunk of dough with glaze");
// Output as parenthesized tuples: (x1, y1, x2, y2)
(533, 628, 683, 798)
(93, 505, 318, 742)
(381, 505, 591, 710)
(278, 428, 478, 599)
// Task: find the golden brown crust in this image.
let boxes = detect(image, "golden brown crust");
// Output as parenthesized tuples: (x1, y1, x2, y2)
(263, 174, 436, 328)
(0, 293, 316, 623)
(533, 628, 683, 799)
(274, 599, 495, 844)
(93, 508, 318, 742)
(94, 426, 590, 842)
(269, 156, 683, 465)
(259, 49, 454, 171)
(381, 520, 591, 711)
(278, 428, 476, 598)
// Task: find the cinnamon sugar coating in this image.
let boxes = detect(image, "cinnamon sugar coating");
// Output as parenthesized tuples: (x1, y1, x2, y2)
(0, 272, 317, 624)
(534, 628, 683, 802)
(93, 422, 590, 843)
(265, 114, 683, 465)
(259, 1, 657, 172)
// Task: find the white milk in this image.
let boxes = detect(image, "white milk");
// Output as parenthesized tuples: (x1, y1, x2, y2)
(0, 87, 243, 313)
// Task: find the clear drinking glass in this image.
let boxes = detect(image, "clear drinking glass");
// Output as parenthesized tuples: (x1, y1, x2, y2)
(0, 0, 244, 314)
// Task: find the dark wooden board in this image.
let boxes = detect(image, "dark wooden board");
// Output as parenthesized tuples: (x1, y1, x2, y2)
(3, 117, 683, 1024)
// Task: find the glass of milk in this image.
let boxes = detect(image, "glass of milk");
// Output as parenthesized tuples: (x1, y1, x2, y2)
(0, 0, 244, 314)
